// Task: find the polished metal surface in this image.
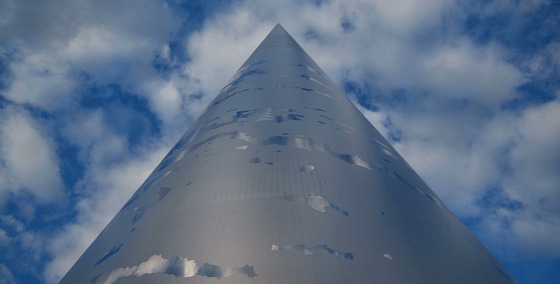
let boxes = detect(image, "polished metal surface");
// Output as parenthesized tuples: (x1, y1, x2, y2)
(60, 24, 514, 284)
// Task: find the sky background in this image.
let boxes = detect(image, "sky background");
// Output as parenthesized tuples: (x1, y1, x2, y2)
(0, 0, 559, 283)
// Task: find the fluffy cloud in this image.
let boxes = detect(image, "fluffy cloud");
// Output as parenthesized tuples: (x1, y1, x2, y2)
(1, 53, 75, 111)
(418, 40, 523, 107)
(508, 99, 560, 213)
(181, 8, 272, 109)
(1, 0, 173, 110)
(0, 108, 64, 204)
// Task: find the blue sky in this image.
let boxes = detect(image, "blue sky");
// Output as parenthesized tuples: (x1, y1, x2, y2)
(0, 0, 559, 283)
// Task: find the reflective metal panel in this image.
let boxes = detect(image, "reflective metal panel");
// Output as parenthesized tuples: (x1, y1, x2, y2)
(60, 24, 514, 284)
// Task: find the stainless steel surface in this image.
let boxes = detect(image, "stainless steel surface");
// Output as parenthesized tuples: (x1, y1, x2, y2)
(60, 24, 514, 284)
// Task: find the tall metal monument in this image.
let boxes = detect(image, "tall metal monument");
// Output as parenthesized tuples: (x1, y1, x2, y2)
(60, 24, 514, 283)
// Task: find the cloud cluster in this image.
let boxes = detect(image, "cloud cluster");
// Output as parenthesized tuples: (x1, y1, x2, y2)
(0, 108, 63, 204)
(1, 0, 177, 282)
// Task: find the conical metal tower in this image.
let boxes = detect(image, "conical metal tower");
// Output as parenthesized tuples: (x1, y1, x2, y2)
(60, 24, 514, 284)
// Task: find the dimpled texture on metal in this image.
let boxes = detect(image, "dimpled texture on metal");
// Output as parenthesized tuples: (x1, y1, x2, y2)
(60, 24, 514, 284)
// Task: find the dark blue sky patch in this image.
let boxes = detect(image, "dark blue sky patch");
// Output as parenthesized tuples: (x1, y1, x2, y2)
(0, 200, 60, 284)
(340, 21, 355, 32)
(151, 53, 174, 78)
(0, 190, 74, 234)
(509, 4, 560, 55)
(345, 80, 414, 112)
(0, 94, 10, 108)
(340, 16, 356, 33)
(166, 0, 235, 64)
(22, 103, 56, 121)
(463, 11, 510, 45)
(78, 83, 162, 146)
(343, 81, 378, 111)
(51, 130, 84, 202)
(461, 215, 483, 231)
(460, 0, 560, 152)
(477, 187, 523, 212)
(502, 256, 560, 284)
(167, 0, 231, 31)
(1, 193, 41, 229)
(379, 116, 401, 142)
(28, 204, 76, 233)
(502, 82, 557, 111)
(310, 0, 330, 6)
(0, 48, 22, 92)
(462, 1, 560, 55)
(304, 29, 319, 41)
(168, 39, 188, 64)
(0, 252, 44, 284)
(387, 129, 402, 143)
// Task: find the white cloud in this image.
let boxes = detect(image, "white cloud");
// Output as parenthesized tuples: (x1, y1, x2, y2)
(507, 99, 560, 213)
(509, 215, 560, 258)
(182, 8, 272, 105)
(59, 109, 132, 167)
(392, 97, 560, 258)
(139, 76, 194, 141)
(472, 98, 560, 259)
(373, 0, 452, 35)
(1, 0, 173, 110)
(0, 108, 64, 204)
(2, 53, 75, 111)
(420, 40, 523, 107)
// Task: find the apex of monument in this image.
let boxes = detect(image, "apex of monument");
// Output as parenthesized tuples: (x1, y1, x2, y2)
(244, 23, 305, 64)
(271, 23, 287, 33)
(267, 23, 294, 39)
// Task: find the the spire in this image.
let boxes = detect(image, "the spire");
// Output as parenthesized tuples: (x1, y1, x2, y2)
(60, 24, 515, 284)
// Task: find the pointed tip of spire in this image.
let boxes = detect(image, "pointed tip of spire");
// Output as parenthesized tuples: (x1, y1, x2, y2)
(272, 23, 287, 32)
(267, 23, 291, 38)
(239, 22, 305, 67)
